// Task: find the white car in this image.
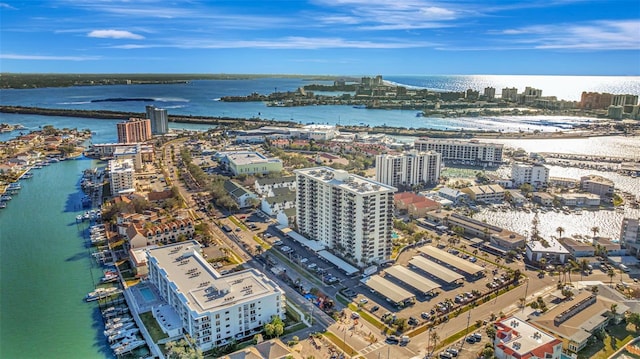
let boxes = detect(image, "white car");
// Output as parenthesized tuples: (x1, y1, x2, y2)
(300, 258, 308, 264)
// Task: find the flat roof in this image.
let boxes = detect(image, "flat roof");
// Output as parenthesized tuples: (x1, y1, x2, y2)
(281, 228, 326, 253)
(408, 256, 463, 283)
(147, 241, 283, 314)
(383, 266, 441, 294)
(495, 317, 560, 357)
(317, 250, 359, 275)
(360, 275, 415, 304)
(418, 246, 484, 275)
(295, 167, 396, 196)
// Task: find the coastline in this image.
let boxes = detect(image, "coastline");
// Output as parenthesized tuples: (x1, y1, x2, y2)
(2, 105, 636, 140)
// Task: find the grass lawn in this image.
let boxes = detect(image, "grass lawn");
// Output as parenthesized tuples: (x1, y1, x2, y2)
(578, 323, 636, 359)
(139, 311, 169, 342)
(323, 331, 358, 356)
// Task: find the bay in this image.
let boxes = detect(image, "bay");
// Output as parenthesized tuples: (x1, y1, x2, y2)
(0, 158, 113, 359)
(2, 75, 639, 132)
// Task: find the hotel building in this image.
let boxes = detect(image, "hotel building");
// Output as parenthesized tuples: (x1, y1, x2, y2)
(147, 241, 286, 351)
(109, 158, 135, 195)
(146, 105, 169, 135)
(116, 118, 152, 144)
(375, 150, 442, 187)
(295, 167, 396, 267)
(511, 163, 550, 189)
(414, 138, 503, 166)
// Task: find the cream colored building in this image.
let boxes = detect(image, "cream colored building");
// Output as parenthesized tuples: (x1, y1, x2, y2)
(108, 158, 135, 195)
(295, 167, 396, 267)
(375, 150, 441, 187)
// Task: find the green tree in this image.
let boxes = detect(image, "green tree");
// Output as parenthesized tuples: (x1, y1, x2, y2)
(486, 326, 497, 340)
(627, 312, 640, 332)
(608, 269, 616, 287)
(165, 335, 204, 359)
(556, 226, 565, 239)
(591, 226, 600, 239)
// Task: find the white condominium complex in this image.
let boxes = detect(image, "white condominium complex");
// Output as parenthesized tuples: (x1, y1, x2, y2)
(295, 167, 397, 267)
(414, 138, 503, 166)
(375, 150, 442, 187)
(147, 241, 286, 351)
(109, 158, 135, 195)
(511, 163, 550, 189)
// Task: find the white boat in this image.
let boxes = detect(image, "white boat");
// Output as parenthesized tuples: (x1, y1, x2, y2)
(103, 322, 135, 337)
(85, 287, 121, 302)
(1, 195, 12, 201)
(100, 271, 118, 283)
(8, 182, 21, 190)
(108, 328, 140, 342)
(105, 317, 133, 330)
(0, 202, 7, 209)
(110, 335, 141, 350)
(113, 339, 146, 355)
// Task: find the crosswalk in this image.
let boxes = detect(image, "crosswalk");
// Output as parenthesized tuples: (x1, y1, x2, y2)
(359, 341, 386, 355)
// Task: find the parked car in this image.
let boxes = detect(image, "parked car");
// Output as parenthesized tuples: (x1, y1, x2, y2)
(421, 312, 430, 320)
(359, 298, 368, 304)
(408, 317, 418, 326)
(466, 336, 477, 344)
(351, 312, 360, 319)
(370, 305, 380, 312)
(446, 348, 459, 357)
(385, 335, 399, 344)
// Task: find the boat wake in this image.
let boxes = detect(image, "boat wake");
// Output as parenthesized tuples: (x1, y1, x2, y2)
(57, 101, 92, 105)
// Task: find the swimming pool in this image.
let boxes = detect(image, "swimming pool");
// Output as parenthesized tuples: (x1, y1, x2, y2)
(140, 286, 156, 302)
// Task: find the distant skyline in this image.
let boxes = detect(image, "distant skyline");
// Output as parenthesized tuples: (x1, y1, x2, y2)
(1, 0, 639, 75)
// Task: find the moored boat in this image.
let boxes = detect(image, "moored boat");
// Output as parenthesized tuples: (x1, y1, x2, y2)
(85, 287, 121, 302)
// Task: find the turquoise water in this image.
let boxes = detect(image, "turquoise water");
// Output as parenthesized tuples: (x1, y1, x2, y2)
(140, 286, 156, 302)
(0, 159, 113, 358)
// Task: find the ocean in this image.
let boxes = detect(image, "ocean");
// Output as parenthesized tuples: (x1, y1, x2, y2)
(0, 75, 639, 358)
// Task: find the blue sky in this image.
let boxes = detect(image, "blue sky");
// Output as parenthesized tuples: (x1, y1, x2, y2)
(1, 0, 639, 75)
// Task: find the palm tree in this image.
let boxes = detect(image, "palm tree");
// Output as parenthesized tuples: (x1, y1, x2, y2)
(556, 226, 565, 239)
(518, 297, 526, 308)
(591, 226, 600, 239)
(539, 257, 547, 270)
(608, 269, 616, 287)
(580, 259, 589, 281)
(610, 303, 618, 316)
(429, 330, 440, 354)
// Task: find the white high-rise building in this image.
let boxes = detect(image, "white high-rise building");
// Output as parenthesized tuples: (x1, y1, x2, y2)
(295, 167, 396, 267)
(620, 218, 640, 258)
(414, 138, 503, 166)
(147, 241, 286, 351)
(146, 105, 169, 135)
(511, 163, 550, 189)
(109, 158, 135, 195)
(375, 150, 441, 188)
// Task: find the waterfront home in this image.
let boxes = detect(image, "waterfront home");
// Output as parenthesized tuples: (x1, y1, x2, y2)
(554, 193, 601, 207)
(125, 218, 194, 249)
(529, 291, 628, 353)
(559, 237, 595, 258)
(580, 175, 615, 197)
(532, 192, 555, 207)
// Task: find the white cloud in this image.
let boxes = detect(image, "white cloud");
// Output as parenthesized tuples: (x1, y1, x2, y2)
(0, 2, 17, 9)
(87, 29, 145, 39)
(498, 20, 640, 50)
(110, 36, 435, 50)
(0, 53, 100, 61)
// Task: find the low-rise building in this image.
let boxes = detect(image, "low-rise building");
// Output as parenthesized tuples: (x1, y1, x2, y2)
(437, 187, 469, 205)
(580, 175, 614, 197)
(559, 237, 595, 258)
(554, 193, 601, 207)
(494, 316, 563, 359)
(260, 188, 296, 217)
(125, 218, 194, 248)
(461, 184, 505, 203)
(532, 192, 555, 206)
(254, 176, 296, 197)
(394, 192, 441, 217)
(525, 237, 570, 264)
(217, 151, 283, 176)
(593, 238, 625, 257)
(224, 180, 258, 209)
(147, 241, 286, 351)
(529, 291, 628, 353)
(549, 177, 579, 188)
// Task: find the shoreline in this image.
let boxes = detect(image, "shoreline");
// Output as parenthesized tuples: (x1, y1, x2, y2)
(0, 105, 635, 140)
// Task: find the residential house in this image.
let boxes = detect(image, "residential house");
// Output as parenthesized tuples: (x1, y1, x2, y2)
(224, 180, 259, 208)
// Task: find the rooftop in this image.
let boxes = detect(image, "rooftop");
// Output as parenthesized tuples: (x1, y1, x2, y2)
(147, 241, 283, 314)
(295, 167, 396, 195)
(495, 317, 561, 358)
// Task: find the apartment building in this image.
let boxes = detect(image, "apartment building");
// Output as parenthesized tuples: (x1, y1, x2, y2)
(146, 105, 169, 135)
(461, 184, 505, 203)
(511, 163, 549, 189)
(620, 218, 640, 257)
(295, 167, 396, 267)
(147, 241, 286, 351)
(580, 175, 614, 197)
(116, 118, 152, 144)
(108, 158, 135, 195)
(494, 317, 562, 359)
(414, 138, 503, 166)
(254, 176, 296, 197)
(375, 150, 442, 187)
